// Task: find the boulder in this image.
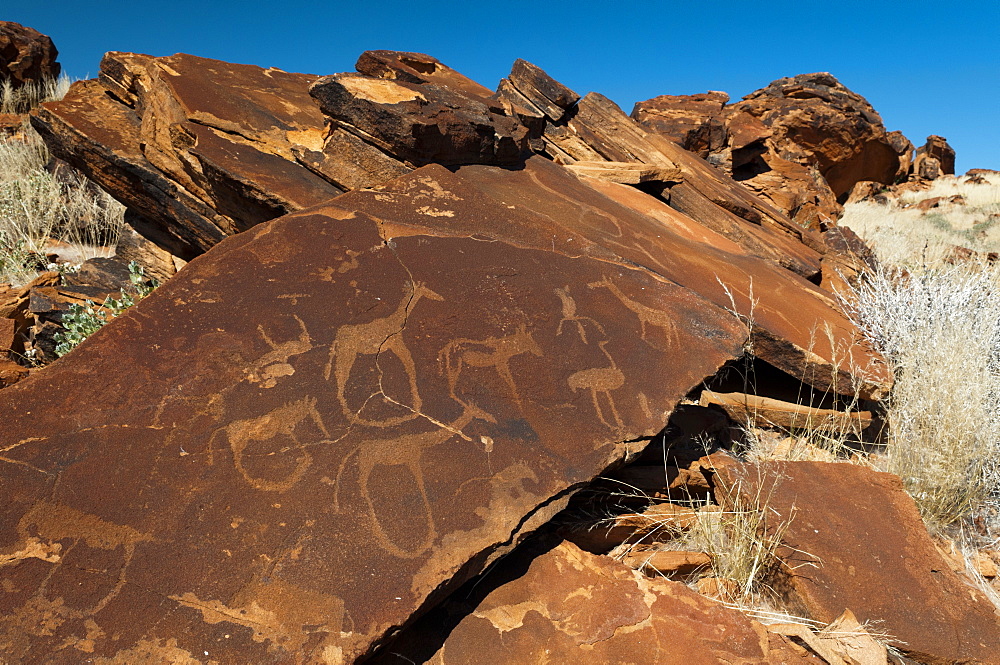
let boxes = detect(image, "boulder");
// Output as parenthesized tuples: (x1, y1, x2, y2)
(716, 461, 1000, 664)
(0, 21, 60, 88)
(31, 53, 342, 260)
(424, 541, 819, 664)
(913, 135, 956, 179)
(634, 73, 914, 226)
(0, 166, 757, 661)
(733, 73, 905, 200)
(630, 91, 730, 158)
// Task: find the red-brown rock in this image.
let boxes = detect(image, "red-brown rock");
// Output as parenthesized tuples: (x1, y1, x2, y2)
(732, 72, 905, 200)
(328, 156, 890, 398)
(0, 166, 756, 661)
(913, 134, 956, 179)
(717, 461, 1000, 664)
(0, 22, 60, 88)
(425, 541, 817, 664)
(630, 91, 731, 158)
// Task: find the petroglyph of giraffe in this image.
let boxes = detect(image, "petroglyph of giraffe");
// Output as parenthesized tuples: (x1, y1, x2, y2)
(555, 286, 605, 344)
(567, 340, 625, 429)
(588, 277, 679, 347)
(438, 324, 543, 411)
(325, 281, 444, 427)
(334, 402, 496, 559)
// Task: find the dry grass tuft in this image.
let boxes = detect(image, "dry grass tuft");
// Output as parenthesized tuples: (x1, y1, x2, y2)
(0, 125, 125, 285)
(844, 261, 1000, 533)
(0, 76, 70, 115)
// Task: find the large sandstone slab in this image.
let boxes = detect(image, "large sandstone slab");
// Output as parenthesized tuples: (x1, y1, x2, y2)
(427, 541, 820, 664)
(329, 157, 890, 398)
(718, 461, 1000, 664)
(0, 182, 749, 661)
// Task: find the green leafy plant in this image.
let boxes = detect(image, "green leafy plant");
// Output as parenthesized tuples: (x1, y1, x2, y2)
(53, 261, 158, 357)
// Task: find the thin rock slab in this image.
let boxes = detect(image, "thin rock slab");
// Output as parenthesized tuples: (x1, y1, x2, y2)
(0, 195, 747, 662)
(716, 460, 1000, 665)
(427, 540, 819, 664)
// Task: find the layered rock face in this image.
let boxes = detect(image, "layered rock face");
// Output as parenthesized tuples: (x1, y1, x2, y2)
(0, 21, 60, 87)
(634, 73, 919, 228)
(13, 46, 992, 664)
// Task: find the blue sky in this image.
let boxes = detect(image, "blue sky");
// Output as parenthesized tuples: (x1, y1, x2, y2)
(7, 1, 999, 172)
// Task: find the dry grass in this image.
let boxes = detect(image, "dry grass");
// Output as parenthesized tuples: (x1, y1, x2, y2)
(844, 261, 1000, 533)
(0, 76, 70, 115)
(0, 123, 125, 285)
(841, 173, 1000, 266)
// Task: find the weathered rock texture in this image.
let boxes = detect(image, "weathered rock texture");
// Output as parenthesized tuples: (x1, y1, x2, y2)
(634, 72, 917, 228)
(718, 461, 1000, 664)
(0, 164, 761, 661)
(0, 21, 60, 87)
(913, 134, 956, 180)
(427, 541, 819, 664)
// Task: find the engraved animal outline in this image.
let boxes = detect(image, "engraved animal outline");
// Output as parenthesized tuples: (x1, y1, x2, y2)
(334, 402, 495, 559)
(567, 339, 625, 429)
(324, 281, 444, 427)
(207, 397, 328, 493)
(438, 324, 543, 411)
(8, 502, 153, 625)
(246, 314, 312, 388)
(588, 277, 679, 346)
(555, 286, 605, 344)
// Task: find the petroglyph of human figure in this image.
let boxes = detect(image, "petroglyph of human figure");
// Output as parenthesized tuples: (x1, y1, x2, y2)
(325, 281, 444, 427)
(567, 339, 625, 429)
(555, 286, 605, 345)
(209, 397, 328, 493)
(334, 402, 495, 559)
(438, 324, 543, 411)
(588, 277, 679, 347)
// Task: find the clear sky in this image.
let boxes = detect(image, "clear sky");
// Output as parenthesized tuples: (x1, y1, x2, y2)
(7, 1, 999, 172)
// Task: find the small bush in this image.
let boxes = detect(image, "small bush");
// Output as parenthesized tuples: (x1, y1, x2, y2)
(53, 261, 158, 357)
(0, 76, 70, 115)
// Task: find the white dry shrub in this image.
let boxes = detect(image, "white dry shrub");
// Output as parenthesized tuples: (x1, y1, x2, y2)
(846, 262, 1000, 532)
(0, 125, 125, 285)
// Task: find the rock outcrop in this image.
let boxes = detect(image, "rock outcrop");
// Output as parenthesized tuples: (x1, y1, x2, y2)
(913, 134, 956, 180)
(0, 21, 60, 88)
(7, 48, 958, 664)
(425, 541, 819, 664)
(634, 73, 918, 228)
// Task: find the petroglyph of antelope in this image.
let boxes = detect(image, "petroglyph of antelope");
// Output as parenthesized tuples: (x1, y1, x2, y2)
(246, 315, 312, 388)
(438, 324, 543, 411)
(325, 281, 444, 427)
(334, 402, 495, 559)
(555, 286, 605, 344)
(567, 339, 625, 429)
(588, 277, 678, 347)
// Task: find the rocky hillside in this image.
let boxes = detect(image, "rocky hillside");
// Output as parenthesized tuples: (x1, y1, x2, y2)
(2, 22, 999, 665)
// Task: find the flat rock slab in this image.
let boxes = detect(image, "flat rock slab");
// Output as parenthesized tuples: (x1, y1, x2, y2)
(428, 541, 819, 664)
(330, 156, 890, 398)
(717, 461, 1000, 664)
(0, 185, 748, 662)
